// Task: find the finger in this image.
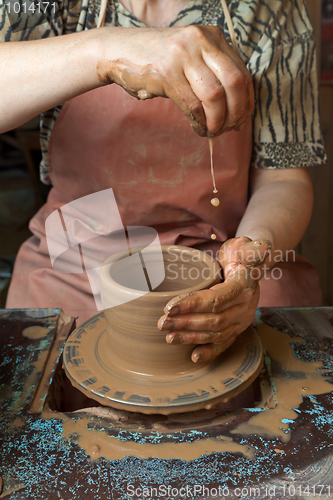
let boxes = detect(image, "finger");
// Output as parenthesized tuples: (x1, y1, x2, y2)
(162, 292, 194, 316)
(160, 302, 245, 332)
(223, 263, 259, 288)
(218, 237, 272, 269)
(184, 61, 227, 134)
(163, 74, 207, 136)
(235, 77, 255, 131)
(163, 279, 245, 317)
(165, 323, 238, 345)
(191, 333, 239, 363)
(202, 40, 252, 132)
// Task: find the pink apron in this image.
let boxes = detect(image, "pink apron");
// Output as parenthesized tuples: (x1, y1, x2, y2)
(6, 84, 322, 323)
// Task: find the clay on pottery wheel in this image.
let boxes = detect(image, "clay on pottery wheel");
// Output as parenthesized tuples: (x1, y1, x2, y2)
(99, 245, 221, 378)
(63, 245, 263, 414)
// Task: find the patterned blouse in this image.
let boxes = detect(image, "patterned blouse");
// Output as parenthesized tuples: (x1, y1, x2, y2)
(0, 0, 327, 184)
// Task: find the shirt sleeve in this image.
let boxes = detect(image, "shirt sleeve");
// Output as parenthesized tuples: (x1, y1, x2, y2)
(235, 0, 327, 169)
(0, 0, 83, 42)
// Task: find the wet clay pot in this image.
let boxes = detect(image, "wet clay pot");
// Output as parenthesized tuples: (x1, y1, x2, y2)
(99, 245, 221, 380)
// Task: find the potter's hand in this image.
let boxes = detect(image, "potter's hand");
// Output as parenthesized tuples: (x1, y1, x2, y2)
(158, 237, 271, 362)
(96, 25, 254, 136)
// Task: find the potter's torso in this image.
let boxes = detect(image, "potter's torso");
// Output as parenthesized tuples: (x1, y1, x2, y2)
(2, 0, 325, 183)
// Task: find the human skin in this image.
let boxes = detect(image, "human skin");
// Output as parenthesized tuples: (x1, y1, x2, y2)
(0, 7, 314, 360)
(0, 25, 253, 135)
(158, 167, 314, 362)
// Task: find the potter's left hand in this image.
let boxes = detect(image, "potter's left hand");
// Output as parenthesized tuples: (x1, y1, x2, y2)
(158, 237, 271, 362)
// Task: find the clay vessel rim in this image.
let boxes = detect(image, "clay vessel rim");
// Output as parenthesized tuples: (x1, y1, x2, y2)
(99, 244, 221, 297)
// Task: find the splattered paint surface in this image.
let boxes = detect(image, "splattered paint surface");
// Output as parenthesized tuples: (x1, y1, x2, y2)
(0, 308, 333, 499)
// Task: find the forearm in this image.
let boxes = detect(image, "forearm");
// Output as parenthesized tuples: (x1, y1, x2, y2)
(235, 167, 314, 264)
(0, 29, 105, 133)
(0, 24, 254, 136)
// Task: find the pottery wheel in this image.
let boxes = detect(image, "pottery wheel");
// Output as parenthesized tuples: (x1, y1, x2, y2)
(63, 313, 263, 414)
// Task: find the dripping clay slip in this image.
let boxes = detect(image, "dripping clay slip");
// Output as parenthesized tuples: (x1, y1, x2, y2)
(208, 136, 219, 240)
(63, 245, 264, 414)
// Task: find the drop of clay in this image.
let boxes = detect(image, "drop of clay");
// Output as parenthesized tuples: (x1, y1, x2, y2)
(211, 198, 220, 207)
(302, 387, 308, 391)
(91, 444, 100, 455)
(138, 89, 149, 99)
(211, 234, 217, 240)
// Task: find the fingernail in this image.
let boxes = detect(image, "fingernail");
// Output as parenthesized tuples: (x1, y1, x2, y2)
(170, 334, 183, 345)
(223, 123, 237, 133)
(160, 319, 174, 331)
(191, 119, 206, 137)
(235, 122, 245, 132)
(168, 306, 181, 316)
(192, 352, 203, 363)
(210, 124, 225, 137)
(164, 292, 192, 315)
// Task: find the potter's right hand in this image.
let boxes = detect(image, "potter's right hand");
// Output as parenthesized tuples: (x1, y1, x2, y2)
(157, 238, 271, 363)
(95, 25, 254, 136)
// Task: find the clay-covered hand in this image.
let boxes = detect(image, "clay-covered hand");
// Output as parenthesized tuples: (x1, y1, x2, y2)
(157, 237, 271, 363)
(96, 25, 254, 136)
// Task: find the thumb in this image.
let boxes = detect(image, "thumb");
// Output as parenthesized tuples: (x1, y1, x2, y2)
(218, 236, 271, 268)
(237, 238, 272, 268)
(221, 238, 271, 285)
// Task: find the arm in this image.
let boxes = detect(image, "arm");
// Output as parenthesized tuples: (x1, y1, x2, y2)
(0, 25, 253, 135)
(236, 167, 314, 264)
(157, 0, 323, 362)
(0, 31, 101, 133)
(158, 167, 314, 362)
